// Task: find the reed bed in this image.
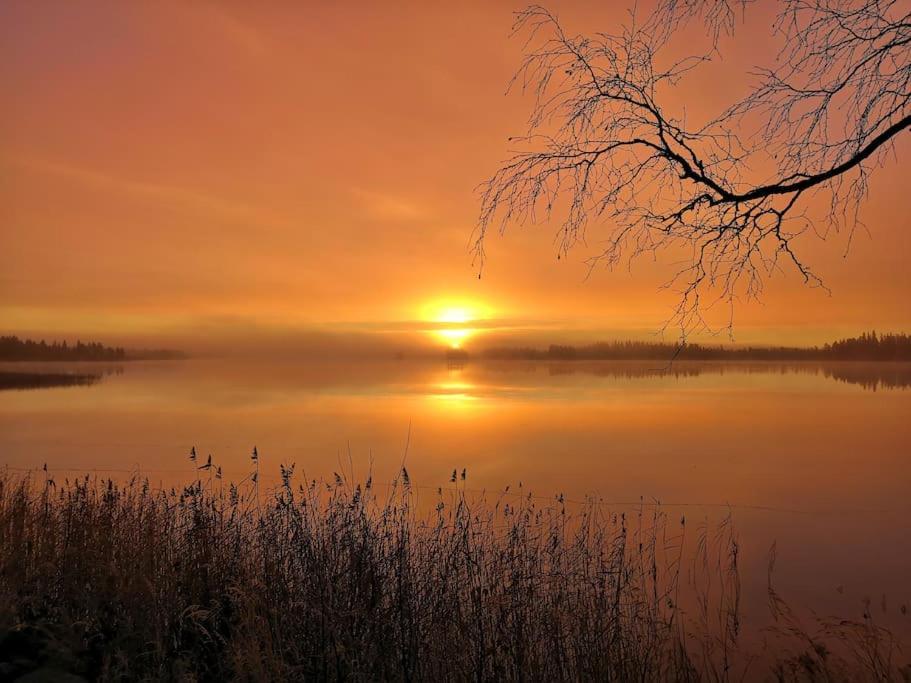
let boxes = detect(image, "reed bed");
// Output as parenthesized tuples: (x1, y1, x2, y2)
(0, 464, 904, 681)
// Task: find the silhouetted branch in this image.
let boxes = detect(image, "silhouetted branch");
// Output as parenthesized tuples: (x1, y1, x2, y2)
(477, 1, 910, 337)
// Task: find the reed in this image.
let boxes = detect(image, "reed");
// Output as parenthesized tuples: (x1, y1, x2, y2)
(0, 465, 904, 681)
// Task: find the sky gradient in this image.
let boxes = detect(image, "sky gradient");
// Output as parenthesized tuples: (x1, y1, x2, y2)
(2, 0, 909, 352)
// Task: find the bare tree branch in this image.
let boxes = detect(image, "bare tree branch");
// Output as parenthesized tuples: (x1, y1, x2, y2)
(476, 1, 911, 337)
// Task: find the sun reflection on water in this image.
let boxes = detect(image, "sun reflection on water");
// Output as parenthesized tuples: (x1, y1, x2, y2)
(425, 375, 478, 410)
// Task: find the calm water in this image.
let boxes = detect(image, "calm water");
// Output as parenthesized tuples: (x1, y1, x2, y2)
(2, 359, 910, 634)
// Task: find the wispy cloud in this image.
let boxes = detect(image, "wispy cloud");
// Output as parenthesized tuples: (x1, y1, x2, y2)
(7, 156, 287, 228)
(334, 317, 566, 334)
(193, 3, 269, 57)
(350, 188, 425, 221)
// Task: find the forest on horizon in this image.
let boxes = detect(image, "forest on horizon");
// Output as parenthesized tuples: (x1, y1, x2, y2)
(3, 331, 910, 362)
(480, 331, 911, 362)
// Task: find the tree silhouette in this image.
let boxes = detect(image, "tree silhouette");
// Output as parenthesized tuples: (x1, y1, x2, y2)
(477, 1, 910, 336)
(0, 336, 126, 361)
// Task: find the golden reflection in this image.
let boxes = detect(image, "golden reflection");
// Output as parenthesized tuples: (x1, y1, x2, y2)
(426, 377, 478, 410)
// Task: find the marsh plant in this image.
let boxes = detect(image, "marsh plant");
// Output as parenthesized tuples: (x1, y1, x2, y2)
(0, 458, 905, 681)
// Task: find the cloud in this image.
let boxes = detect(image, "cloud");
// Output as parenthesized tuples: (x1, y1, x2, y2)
(350, 188, 425, 221)
(7, 156, 289, 229)
(333, 316, 567, 335)
(193, 3, 269, 57)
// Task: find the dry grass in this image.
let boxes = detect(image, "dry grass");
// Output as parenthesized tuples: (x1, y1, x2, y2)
(0, 465, 905, 681)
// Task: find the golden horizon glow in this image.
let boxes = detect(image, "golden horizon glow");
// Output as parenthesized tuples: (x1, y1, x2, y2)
(436, 327, 474, 348)
(422, 300, 491, 349)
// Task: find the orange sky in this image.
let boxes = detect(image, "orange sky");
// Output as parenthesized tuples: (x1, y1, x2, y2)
(2, 0, 909, 352)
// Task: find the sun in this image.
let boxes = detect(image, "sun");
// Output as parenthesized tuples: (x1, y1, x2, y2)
(421, 300, 491, 349)
(437, 307, 472, 325)
(437, 328, 472, 347)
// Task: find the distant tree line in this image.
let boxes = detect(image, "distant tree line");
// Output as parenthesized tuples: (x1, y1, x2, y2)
(482, 332, 911, 362)
(825, 331, 911, 361)
(0, 336, 125, 361)
(0, 336, 185, 361)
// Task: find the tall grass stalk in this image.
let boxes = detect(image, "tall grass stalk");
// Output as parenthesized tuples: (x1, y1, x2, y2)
(0, 470, 904, 681)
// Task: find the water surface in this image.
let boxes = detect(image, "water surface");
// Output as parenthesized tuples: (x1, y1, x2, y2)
(2, 358, 909, 635)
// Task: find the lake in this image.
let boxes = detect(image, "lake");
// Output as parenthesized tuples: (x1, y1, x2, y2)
(2, 358, 910, 637)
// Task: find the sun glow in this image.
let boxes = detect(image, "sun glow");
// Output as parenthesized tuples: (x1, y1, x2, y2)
(421, 300, 491, 349)
(437, 328, 473, 347)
